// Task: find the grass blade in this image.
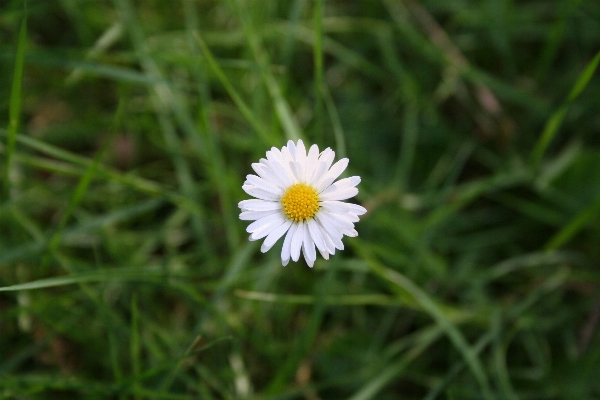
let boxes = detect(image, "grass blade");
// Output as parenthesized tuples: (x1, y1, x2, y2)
(530, 50, 600, 167)
(131, 293, 142, 400)
(356, 242, 495, 400)
(0, 267, 169, 292)
(313, 0, 324, 142)
(545, 196, 600, 250)
(233, 0, 303, 142)
(2, 10, 27, 200)
(194, 32, 275, 146)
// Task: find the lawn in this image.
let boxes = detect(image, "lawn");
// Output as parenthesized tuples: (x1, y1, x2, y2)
(1, 0, 600, 399)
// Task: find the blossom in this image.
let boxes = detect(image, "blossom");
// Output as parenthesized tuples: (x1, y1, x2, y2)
(238, 139, 366, 267)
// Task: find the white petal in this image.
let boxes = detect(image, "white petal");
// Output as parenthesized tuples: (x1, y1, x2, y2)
(318, 148, 335, 169)
(252, 163, 284, 189)
(305, 144, 320, 182)
(308, 160, 328, 186)
(281, 223, 297, 265)
(281, 145, 295, 164)
(329, 232, 344, 250)
(319, 228, 337, 254)
(248, 215, 286, 242)
(303, 220, 316, 262)
(319, 210, 354, 230)
(238, 199, 281, 212)
(251, 226, 278, 241)
(261, 220, 292, 253)
(314, 213, 345, 250)
(314, 212, 342, 238)
(319, 176, 360, 196)
(256, 162, 287, 189)
(286, 140, 296, 160)
(269, 146, 284, 161)
(341, 228, 358, 237)
(242, 185, 280, 201)
(239, 210, 278, 221)
(265, 149, 281, 165)
(251, 162, 266, 177)
(290, 221, 305, 262)
(341, 212, 360, 223)
(246, 174, 283, 195)
(247, 213, 285, 234)
(306, 218, 328, 256)
(295, 140, 306, 160)
(289, 161, 303, 183)
(302, 240, 315, 268)
(295, 140, 307, 179)
(319, 187, 358, 201)
(269, 159, 293, 187)
(267, 150, 294, 186)
(317, 158, 349, 192)
(320, 201, 350, 214)
(347, 203, 367, 216)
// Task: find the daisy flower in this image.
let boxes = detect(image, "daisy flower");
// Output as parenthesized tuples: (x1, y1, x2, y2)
(238, 139, 366, 267)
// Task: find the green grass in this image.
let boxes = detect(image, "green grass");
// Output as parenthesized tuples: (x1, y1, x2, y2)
(1, 0, 600, 399)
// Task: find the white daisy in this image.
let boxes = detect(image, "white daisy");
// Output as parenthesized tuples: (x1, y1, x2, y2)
(238, 139, 366, 267)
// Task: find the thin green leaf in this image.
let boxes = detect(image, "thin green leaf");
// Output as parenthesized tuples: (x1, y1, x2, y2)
(530, 50, 600, 167)
(313, 0, 324, 142)
(131, 293, 141, 400)
(233, 0, 303, 142)
(355, 242, 495, 400)
(194, 31, 275, 146)
(545, 196, 600, 250)
(0, 267, 169, 292)
(0, 129, 205, 218)
(2, 11, 27, 200)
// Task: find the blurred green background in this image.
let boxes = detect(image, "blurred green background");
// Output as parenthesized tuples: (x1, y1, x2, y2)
(1, 0, 600, 399)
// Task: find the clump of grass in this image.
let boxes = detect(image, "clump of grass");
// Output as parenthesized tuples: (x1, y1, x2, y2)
(1, 0, 600, 399)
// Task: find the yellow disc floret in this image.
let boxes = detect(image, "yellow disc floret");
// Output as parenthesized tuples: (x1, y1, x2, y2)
(281, 183, 320, 222)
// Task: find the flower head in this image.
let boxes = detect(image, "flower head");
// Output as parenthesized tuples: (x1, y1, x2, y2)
(238, 140, 366, 267)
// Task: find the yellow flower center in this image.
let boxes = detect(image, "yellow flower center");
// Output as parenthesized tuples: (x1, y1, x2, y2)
(281, 183, 320, 222)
